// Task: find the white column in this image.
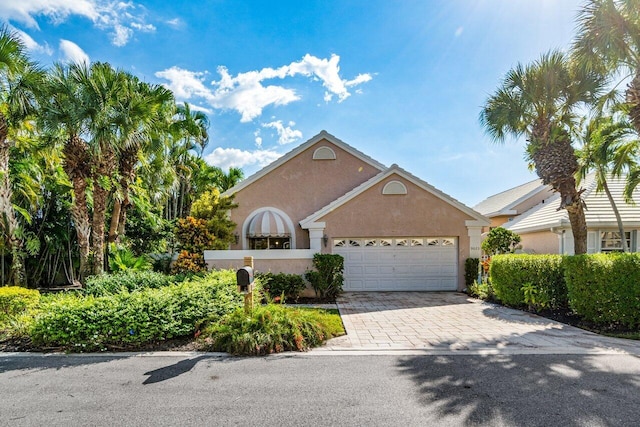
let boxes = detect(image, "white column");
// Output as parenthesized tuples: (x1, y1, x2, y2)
(307, 222, 326, 251)
(467, 226, 483, 258)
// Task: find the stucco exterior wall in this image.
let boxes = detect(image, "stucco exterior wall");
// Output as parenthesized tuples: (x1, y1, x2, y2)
(229, 138, 381, 250)
(316, 174, 475, 290)
(518, 230, 559, 254)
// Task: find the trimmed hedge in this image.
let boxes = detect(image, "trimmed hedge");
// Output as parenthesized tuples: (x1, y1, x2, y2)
(31, 271, 243, 351)
(489, 254, 567, 309)
(564, 253, 640, 328)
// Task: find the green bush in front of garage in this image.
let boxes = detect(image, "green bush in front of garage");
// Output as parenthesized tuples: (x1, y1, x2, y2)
(564, 253, 640, 328)
(489, 254, 567, 310)
(305, 254, 344, 300)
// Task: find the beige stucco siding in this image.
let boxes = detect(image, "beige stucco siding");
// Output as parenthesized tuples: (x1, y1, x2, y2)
(316, 175, 475, 290)
(229, 139, 381, 250)
(518, 231, 559, 254)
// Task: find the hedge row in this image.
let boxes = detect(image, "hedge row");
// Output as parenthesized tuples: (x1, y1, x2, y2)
(564, 254, 640, 328)
(489, 254, 566, 309)
(30, 271, 243, 351)
(488, 253, 640, 328)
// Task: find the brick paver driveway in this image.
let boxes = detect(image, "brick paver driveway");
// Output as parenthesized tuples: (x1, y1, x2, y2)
(319, 292, 640, 355)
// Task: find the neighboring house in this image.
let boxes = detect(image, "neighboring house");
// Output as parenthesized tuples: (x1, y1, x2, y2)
(204, 131, 489, 291)
(476, 173, 640, 255)
(473, 178, 551, 231)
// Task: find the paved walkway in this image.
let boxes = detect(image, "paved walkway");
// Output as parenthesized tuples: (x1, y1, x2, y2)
(318, 292, 640, 355)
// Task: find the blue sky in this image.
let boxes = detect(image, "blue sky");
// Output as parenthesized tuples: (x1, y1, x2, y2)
(1, 0, 584, 206)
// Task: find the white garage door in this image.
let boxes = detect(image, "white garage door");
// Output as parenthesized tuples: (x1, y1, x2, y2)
(333, 237, 458, 291)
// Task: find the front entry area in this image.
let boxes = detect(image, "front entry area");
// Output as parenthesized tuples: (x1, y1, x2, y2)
(332, 237, 458, 291)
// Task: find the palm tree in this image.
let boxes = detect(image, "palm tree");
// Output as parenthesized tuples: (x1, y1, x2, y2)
(40, 63, 92, 280)
(167, 102, 210, 219)
(480, 50, 605, 254)
(214, 167, 244, 192)
(0, 26, 42, 285)
(73, 62, 129, 275)
(573, 0, 640, 135)
(108, 76, 174, 243)
(577, 115, 639, 251)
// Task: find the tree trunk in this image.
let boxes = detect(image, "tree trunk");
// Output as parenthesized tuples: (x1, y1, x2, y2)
(69, 176, 91, 280)
(0, 114, 26, 286)
(601, 175, 628, 252)
(556, 176, 588, 255)
(108, 200, 121, 244)
(91, 146, 116, 275)
(62, 135, 92, 282)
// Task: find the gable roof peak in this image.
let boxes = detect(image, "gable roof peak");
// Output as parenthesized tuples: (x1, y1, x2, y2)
(222, 130, 386, 196)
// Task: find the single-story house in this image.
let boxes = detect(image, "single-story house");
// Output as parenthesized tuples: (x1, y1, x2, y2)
(205, 130, 489, 291)
(474, 173, 640, 254)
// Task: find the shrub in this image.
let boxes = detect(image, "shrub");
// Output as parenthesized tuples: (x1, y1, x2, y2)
(31, 270, 243, 351)
(83, 270, 175, 296)
(481, 227, 521, 255)
(171, 250, 208, 274)
(199, 304, 344, 355)
(0, 287, 40, 322)
(467, 280, 493, 300)
(305, 254, 344, 300)
(489, 254, 566, 309)
(258, 272, 306, 302)
(564, 253, 640, 328)
(108, 244, 152, 272)
(464, 258, 480, 288)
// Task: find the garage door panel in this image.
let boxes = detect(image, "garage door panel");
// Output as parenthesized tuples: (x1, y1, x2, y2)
(335, 237, 458, 291)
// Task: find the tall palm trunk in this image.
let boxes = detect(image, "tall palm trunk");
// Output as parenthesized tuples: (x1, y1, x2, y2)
(532, 129, 588, 254)
(0, 114, 26, 286)
(557, 177, 589, 255)
(601, 174, 628, 252)
(108, 145, 137, 243)
(62, 135, 91, 280)
(91, 145, 116, 275)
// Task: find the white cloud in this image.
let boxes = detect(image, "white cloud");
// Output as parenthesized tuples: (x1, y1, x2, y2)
(59, 39, 89, 65)
(0, 0, 155, 47)
(111, 24, 132, 46)
(455, 26, 464, 37)
(204, 147, 282, 170)
(155, 54, 372, 122)
(254, 129, 262, 147)
(262, 120, 302, 145)
(10, 26, 52, 55)
(166, 18, 182, 28)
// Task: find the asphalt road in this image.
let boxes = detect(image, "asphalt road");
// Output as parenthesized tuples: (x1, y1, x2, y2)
(2, 352, 640, 426)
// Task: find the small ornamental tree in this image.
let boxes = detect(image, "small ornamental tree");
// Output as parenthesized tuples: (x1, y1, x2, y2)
(172, 190, 237, 274)
(481, 227, 522, 256)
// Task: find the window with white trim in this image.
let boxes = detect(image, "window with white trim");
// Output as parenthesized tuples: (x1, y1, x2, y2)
(600, 231, 631, 252)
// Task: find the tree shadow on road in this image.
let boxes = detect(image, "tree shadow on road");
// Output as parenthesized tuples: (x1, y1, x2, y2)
(396, 335, 640, 426)
(142, 355, 208, 384)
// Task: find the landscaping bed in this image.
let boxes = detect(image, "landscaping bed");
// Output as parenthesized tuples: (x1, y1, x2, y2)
(0, 270, 345, 355)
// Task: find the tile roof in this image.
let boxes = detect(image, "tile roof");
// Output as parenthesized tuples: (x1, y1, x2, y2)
(473, 178, 548, 217)
(505, 173, 640, 233)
